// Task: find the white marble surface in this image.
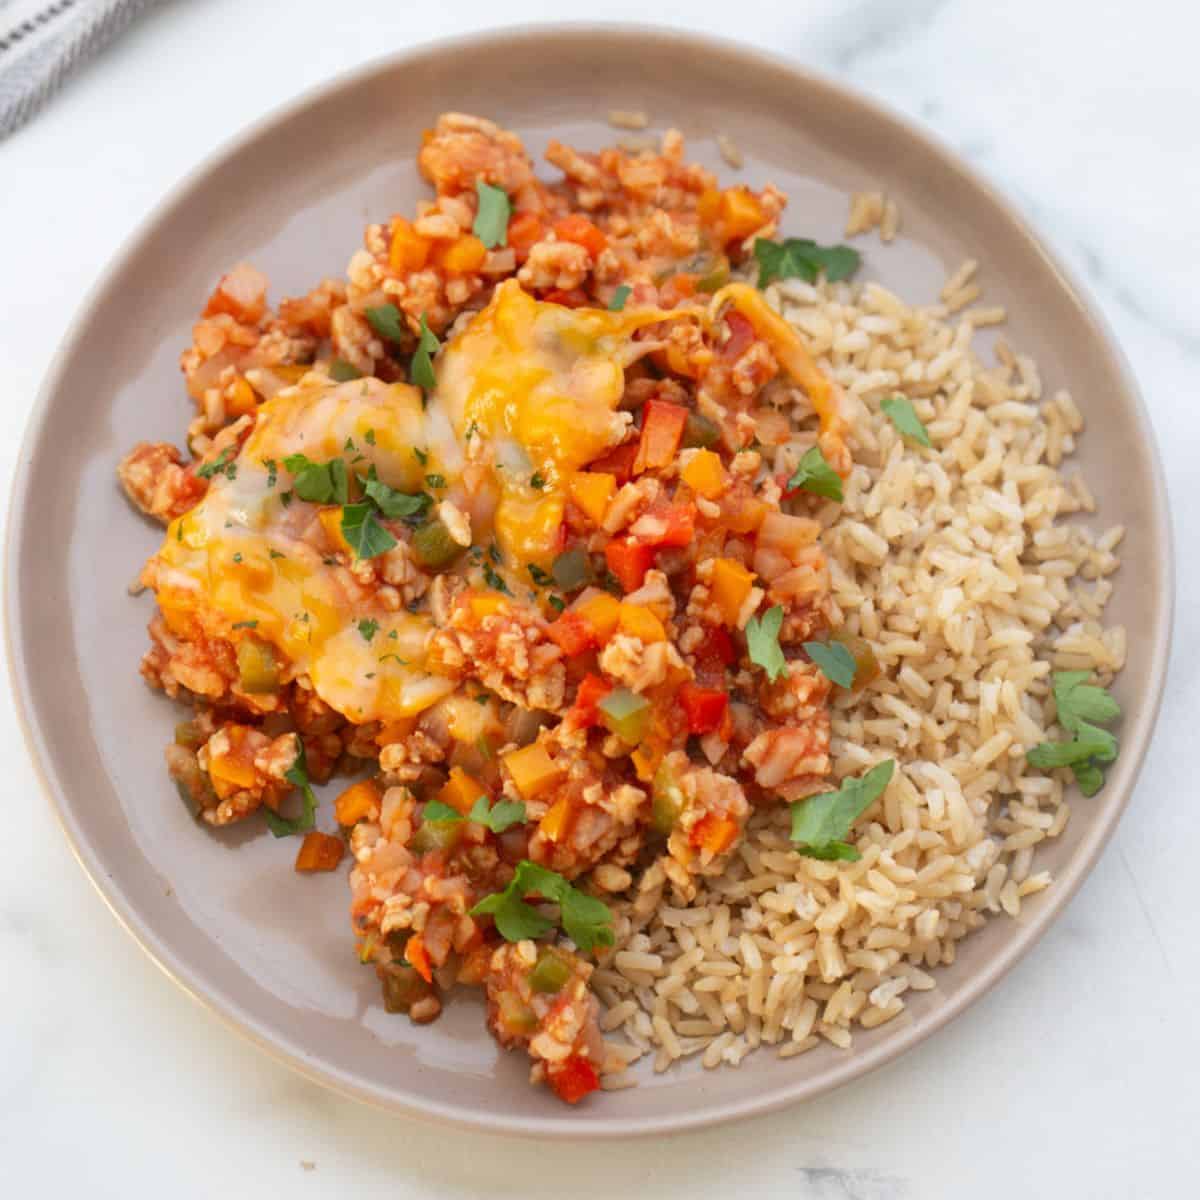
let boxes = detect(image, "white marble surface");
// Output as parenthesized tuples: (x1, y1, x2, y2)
(2, 1, 1196, 1195)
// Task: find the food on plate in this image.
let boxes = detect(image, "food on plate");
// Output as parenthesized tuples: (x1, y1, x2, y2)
(119, 113, 1124, 1102)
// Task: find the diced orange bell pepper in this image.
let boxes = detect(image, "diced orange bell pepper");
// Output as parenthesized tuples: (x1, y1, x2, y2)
(538, 796, 574, 843)
(571, 673, 612, 726)
(572, 591, 621, 642)
(680, 449, 727, 498)
(689, 812, 739, 856)
(226, 375, 258, 418)
(605, 537, 655, 593)
(553, 215, 607, 258)
(469, 592, 508, 621)
(389, 217, 431, 273)
(678, 683, 729, 734)
(550, 1054, 601, 1104)
(317, 507, 351, 555)
(618, 603, 666, 643)
(546, 611, 599, 657)
(659, 274, 698, 307)
(208, 727, 257, 790)
(294, 831, 346, 873)
(439, 766, 487, 815)
(506, 211, 544, 256)
(437, 234, 487, 274)
(710, 557, 756, 626)
(503, 743, 564, 800)
(719, 185, 766, 242)
(633, 399, 689, 474)
(334, 779, 380, 826)
(568, 472, 616, 526)
(405, 934, 434, 983)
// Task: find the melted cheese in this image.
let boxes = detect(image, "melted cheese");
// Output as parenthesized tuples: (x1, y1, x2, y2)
(150, 281, 684, 724)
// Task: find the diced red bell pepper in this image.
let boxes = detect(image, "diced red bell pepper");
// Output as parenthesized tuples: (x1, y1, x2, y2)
(553, 215, 608, 259)
(689, 812, 739, 856)
(678, 683, 729, 735)
(590, 440, 639, 485)
(720, 311, 756, 361)
(633, 399, 689, 474)
(546, 611, 598, 657)
(507, 211, 544, 257)
(542, 287, 589, 308)
(405, 934, 434, 983)
(571, 673, 613, 727)
(605, 537, 656, 593)
(549, 1054, 601, 1104)
(647, 502, 695, 549)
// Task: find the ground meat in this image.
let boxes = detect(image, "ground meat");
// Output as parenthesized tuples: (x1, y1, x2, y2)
(118, 442, 206, 523)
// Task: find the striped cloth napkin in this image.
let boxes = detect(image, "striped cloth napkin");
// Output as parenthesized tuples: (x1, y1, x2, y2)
(1, 0, 161, 140)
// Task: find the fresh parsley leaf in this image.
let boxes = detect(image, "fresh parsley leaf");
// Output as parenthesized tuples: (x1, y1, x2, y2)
(482, 562, 511, 595)
(880, 396, 932, 448)
(786, 445, 843, 502)
(790, 760, 894, 860)
(410, 314, 440, 391)
(804, 640, 856, 689)
(1071, 761, 1105, 797)
(473, 180, 511, 248)
(340, 502, 397, 559)
(265, 737, 318, 837)
(421, 800, 463, 823)
(754, 237, 861, 288)
(283, 454, 349, 504)
(357, 618, 379, 643)
(467, 794, 527, 834)
(469, 859, 613, 952)
(329, 359, 362, 382)
(1053, 670, 1121, 731)
(362, 475, 432, 523)
(365, 303, 405, 344)
(1026, 724, 1117, 769)
(608, 284, 632, 312)
(746, 605, 788, 682)
(196, 446, 237, 480)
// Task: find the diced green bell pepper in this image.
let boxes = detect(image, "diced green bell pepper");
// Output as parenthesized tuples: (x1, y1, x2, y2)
(598, 686, 652, 744)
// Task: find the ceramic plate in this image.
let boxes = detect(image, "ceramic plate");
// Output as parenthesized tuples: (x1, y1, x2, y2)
(5, 26, 1172, 1137)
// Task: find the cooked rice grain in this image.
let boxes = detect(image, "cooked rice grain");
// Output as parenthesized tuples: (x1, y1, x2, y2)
(604, 238, 1124, 1072)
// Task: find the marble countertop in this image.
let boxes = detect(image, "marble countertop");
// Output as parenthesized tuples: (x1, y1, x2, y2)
(3, 2, 1196, 1196)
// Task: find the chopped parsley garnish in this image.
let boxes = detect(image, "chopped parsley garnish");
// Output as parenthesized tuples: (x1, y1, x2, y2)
(377, 653, 408, 666)
(488, 542, 502, 565)
(746, 605, 788, 682)
(1027, 672, 1120, 796)
(527, 563, 553, 587)
(364, 428, 376, 445)
(423, 795, 526, 835)
(473, 180, 511, 248)
(410, 314, 440, 391)
(482, 562, 511, 595)
(283, 453, 349, 504)
(425, 473, 446, 489)
(790, 760, 894, 861)
(264, 737, 318, 837)
(529, 472, 546, 490)
(196, 446, 237, 480)
(880, 396, 932, 448)
(786, 445, 843, 503)
(232, 553, 242, 563)
(413, 447, 428, 466)
(365, 303, 405, 344)
(608, 284, 632, 312)
(269, 549, 285, 559)
(547, 594, 566, 612)
(753, 236, 861, 288)
(340, 502, 397, 559)
(231, 620, 257, 630)
(803, 640, 856, 689)
(262, 458, 278, 488)
(328, 358, 362, 382)
(470, 860, 614, 953)
(357, 618, 380, 643)
(362, 472, 432, 523)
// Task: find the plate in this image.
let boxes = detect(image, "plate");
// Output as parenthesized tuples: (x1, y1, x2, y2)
(5, 26, 1173, 1137)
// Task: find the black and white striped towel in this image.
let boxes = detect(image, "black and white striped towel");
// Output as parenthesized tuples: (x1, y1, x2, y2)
(1, 0, 162, 140)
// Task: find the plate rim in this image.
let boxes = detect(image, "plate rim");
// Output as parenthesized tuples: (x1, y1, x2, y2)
(4, 21, 1175, 1139)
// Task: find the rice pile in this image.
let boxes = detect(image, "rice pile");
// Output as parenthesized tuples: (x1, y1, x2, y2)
(597, 243, 1126, 1077)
